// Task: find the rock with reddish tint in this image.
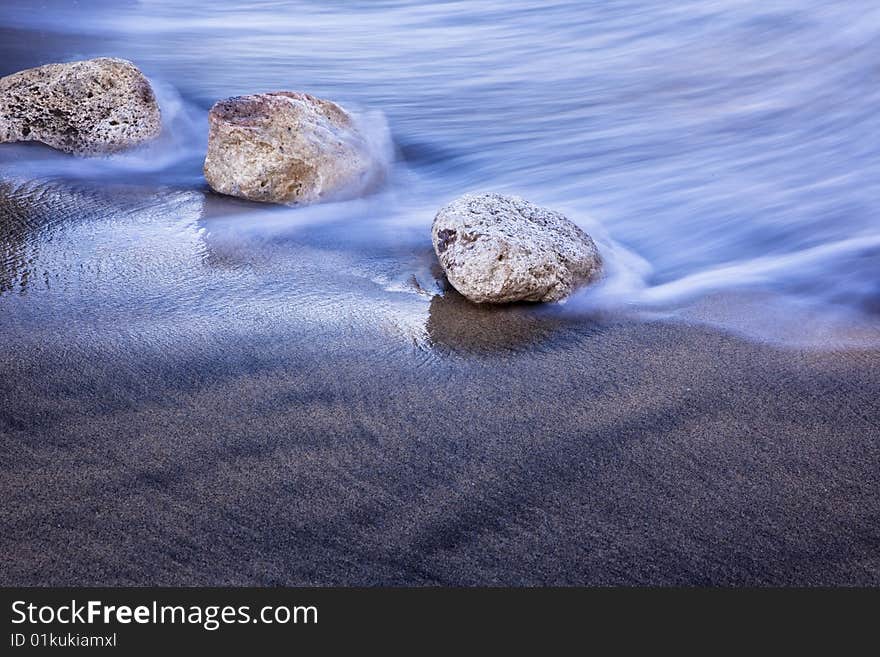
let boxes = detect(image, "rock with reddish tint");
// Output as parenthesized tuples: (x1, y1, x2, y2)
(203, 92, 386, 206)
(432, 193, 602, 304)
(0, 57, 161, 155)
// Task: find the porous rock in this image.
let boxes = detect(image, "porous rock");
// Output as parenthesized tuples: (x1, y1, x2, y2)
(0, 57, 161, 155)
(432, 193, 602, 303)
(203, 92, 385, 205)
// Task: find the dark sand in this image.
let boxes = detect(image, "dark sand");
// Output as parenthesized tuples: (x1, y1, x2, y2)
(1, 179, 879, 586)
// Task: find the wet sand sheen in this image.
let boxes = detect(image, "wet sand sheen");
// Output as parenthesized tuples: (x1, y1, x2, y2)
(1, 181, 879, 585)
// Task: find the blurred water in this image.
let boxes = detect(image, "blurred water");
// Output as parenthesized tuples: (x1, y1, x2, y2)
(2, 0, 880, 346)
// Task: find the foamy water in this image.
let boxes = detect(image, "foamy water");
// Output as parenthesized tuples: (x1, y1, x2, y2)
(2, 1, 879, 347)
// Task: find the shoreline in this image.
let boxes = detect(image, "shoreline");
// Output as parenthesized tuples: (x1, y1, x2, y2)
(1, 184, 878, 584)
(3, 317, 877, 585)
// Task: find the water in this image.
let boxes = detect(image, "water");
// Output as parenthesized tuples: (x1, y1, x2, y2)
(2, 0, 880, 347)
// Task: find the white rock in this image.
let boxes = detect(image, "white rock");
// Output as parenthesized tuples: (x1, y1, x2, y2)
(203, 92, 386, 205)
(432, 193, 602, 303)
(0, 57, 161, 155)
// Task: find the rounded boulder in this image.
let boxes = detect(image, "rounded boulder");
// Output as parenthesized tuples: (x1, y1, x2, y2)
(0, 57, 161, 155)
(203, 92, 386, 206)
(432, 193, 602, 303)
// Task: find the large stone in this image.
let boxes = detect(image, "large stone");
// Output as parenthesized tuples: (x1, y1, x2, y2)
(432, 193, 602, 303)
(203, 92, 385, 205)
(0, 57, 161, 155)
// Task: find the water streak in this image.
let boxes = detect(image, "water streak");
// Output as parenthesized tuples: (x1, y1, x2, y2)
(1, 1, 879, 346)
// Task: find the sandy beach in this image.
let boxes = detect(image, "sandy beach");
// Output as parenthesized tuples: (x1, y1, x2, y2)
(1, 179, 878, 586)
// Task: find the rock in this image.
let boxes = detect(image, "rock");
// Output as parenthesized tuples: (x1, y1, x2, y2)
(432, 193, 602, 303)
(203, 92, 385, 205)
(0, 57, 161, 155)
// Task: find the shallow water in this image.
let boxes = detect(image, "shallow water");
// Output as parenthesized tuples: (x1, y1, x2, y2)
(2, 1, 880, 346)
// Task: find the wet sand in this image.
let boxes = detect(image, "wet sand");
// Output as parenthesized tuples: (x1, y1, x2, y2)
(1, 180, 878, 586)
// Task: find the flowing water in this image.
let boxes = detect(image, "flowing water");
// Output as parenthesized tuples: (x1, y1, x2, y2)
(2, 0, 880, 347)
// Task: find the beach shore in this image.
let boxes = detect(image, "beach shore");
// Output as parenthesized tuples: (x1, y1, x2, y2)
(1, 179, 878, 585)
